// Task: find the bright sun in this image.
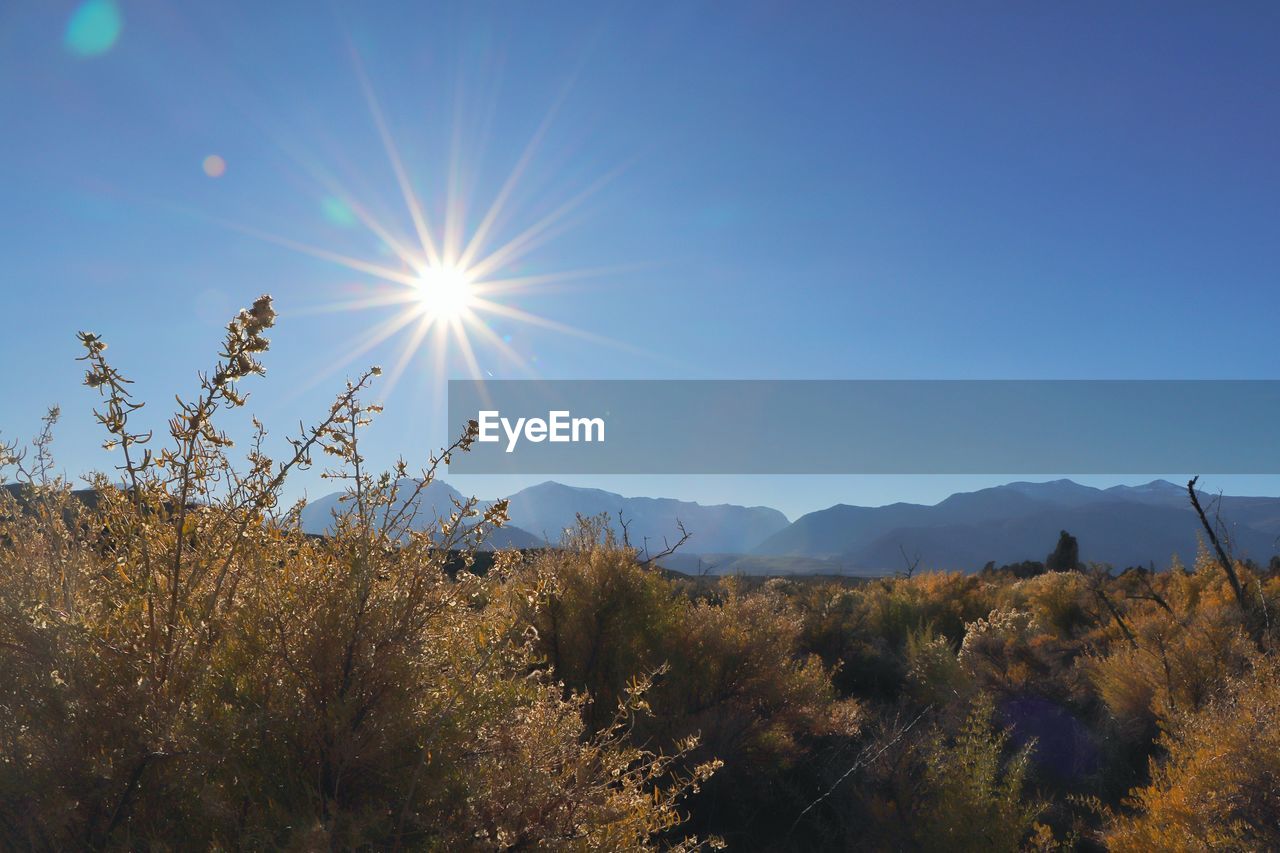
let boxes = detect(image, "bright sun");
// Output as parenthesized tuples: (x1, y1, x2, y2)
(239, 63, 627, 394)
(414, 265, 475, 317)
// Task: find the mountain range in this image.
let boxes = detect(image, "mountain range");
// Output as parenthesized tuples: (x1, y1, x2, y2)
(750, 479, 1280, 573)
(299, 478, 1280, 574)
(299, 479, 790, 555)
(299, 480, 544, 550)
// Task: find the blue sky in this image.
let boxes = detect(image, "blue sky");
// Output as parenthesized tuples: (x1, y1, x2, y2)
(2, 1, 1279, 519)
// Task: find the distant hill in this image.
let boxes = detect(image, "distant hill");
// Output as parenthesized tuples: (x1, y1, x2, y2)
(659, 551, 881, 578)
(753, 479, 1280, 572)
(299, 479, 789, 554)
(300, 479, 542, 550)
(503, 481, 791, 554)
(15, 477, 1280, 573)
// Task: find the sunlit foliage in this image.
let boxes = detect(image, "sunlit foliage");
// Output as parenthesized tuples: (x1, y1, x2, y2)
(3, 297, 1280, 850)
(1107, 659, 1280, 851)
(0, 299, 716, 849)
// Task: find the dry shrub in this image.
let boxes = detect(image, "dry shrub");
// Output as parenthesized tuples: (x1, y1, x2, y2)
(794, 572, 996, 702)
(669, 580, 856, 763)
(1004, 571, 1093, 639)
(521, 518, 687, 732)
(523, 527, 857, 846)
(905, 625, 970, 707)
(867, 572, 997, 648)
(8, 293, 1280, 851)
(0, 298, 717, 850)
(959, 608, 1050, 692)
(864, 694, 1045, 852)
(1107, 658, 1280, 851)
(1087, 557, 1259, 738)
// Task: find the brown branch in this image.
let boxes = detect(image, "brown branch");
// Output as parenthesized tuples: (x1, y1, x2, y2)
(786, 708, 928, 842)
(1188, 476, 1262, 647)
(638, 519, 691, 568)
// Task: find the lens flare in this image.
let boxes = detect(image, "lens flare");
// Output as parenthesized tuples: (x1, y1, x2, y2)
(203, 155, 227, 178)
(65, 0, 122, 58)
(321, 196, 357, 227)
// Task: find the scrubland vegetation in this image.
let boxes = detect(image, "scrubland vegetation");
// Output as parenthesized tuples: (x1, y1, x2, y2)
(3, 298, 1279, 850)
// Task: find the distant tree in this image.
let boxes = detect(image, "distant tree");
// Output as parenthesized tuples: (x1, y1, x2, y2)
(1009, 560, 1047, 580)
(981, 560, 1046, 580)
(1045, 530, 1080, 573)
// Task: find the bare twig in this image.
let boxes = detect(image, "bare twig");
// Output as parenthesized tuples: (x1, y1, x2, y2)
(897, 544, 921, 579)
(786, 708, 929, 841)
(1089, 570, 1138, 648)
(1188, 476, 1261, 647)
(638, 519, 691, 568)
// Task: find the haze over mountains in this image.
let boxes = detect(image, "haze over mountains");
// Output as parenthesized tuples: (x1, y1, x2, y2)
(299, 478, 1280, 574)
(299, 480, 543, 550)
(751, 479, 1280, 574)
(299, 479, 790, 554)
(500, 481, 790, 554)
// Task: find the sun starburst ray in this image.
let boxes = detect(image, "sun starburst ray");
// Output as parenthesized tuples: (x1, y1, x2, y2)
(347, 40, 441, 266)
(466, 164, 625, 282)
(376, 313, 439, 404)
(217, 219, 421, 287)
(290, 288, 420, 316)
(469, 298, 648, 354)
(446, 316, 499, 411)
(449, 314, 486, 379)
(463, 319, 540, 378)
(280, 306, 424, 403)
(456, 91, 567, 271)
(328, 191, 425, 269)
(470, 265, 640, 298)
(215, 51, 646, 397)
(443, 78, 470, 267)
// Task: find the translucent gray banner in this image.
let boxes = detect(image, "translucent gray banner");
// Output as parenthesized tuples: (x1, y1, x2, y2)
(446, 380, 1280, 474)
